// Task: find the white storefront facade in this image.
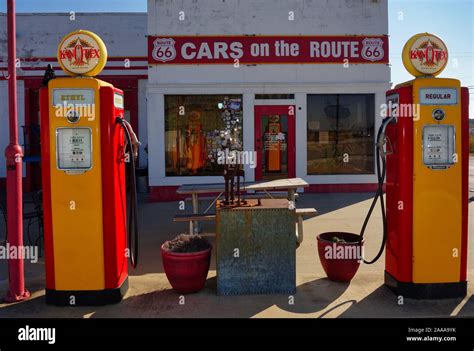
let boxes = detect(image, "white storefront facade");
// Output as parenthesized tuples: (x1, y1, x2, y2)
(146, 0, 391, 201)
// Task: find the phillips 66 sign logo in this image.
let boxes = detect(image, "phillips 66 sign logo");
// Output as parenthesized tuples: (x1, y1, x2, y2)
(361, 38, 385, 62)
(152, 38, 177, 62)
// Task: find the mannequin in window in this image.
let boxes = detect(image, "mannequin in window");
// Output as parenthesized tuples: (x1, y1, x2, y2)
(185, 111, 206, 174)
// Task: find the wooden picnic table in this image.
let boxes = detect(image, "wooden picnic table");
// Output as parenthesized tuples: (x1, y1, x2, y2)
(176, 178, 309, 233)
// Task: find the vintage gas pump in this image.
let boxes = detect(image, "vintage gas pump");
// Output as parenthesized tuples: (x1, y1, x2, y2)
(40, 30, 139, 306)
(363, 33, 469, 299)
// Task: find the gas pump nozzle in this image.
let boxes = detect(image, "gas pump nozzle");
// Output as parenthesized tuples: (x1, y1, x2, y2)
(377, 116, 397, 157)
(120, 118, 141, 161)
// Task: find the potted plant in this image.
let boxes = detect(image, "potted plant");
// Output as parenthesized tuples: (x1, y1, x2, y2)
(317, 232, 363, 282)
(161, 234, 212, 294)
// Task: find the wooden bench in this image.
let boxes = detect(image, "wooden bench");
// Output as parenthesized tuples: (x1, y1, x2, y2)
(295, 208, 317, 247)
(173, 213, 216, 235)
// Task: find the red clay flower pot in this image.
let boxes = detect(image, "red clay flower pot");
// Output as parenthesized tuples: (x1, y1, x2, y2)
(161, 244, 211, 294)
(317, 232, 363, 282)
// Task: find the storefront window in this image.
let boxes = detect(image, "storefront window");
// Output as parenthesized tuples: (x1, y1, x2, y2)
(307, 94, 374, 175)
(165, 95, 243, 176)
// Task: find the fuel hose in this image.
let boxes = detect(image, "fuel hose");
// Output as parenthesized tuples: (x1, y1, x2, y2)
(116, 117, 139, 268)
(359, 116, 396, 264)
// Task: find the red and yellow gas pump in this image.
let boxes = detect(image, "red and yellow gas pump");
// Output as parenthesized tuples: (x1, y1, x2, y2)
(380, 33, 469, 298)
(40, 30, 139, 306)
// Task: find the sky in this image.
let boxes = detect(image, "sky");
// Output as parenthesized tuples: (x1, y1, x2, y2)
(0, 0, 146, 13)
(0, 0, 473, 116)
(389, 0, 474, 118)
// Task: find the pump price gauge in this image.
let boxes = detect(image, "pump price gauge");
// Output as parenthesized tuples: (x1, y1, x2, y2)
(56, 127, 92, 170)
(422, 124, 455, 169)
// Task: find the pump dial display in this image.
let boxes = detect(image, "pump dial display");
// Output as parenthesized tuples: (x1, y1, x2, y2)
(422, 124, 455, 169)
(56, 128, 92, 170)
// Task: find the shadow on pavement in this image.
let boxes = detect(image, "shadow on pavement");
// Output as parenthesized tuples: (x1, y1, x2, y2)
(91, 276, 350, 318)
(2, 278, 471, 318)
(338, 285, 468, 318)
(0, 276, 349, 318)
(0, 293, 95, 318)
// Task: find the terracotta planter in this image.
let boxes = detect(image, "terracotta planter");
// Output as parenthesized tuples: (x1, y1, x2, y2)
(317, 232, 363, 282)
(161, 244, 211, 294)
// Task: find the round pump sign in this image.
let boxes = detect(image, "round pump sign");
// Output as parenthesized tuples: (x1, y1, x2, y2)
(57, 30, 108, 76)
(402, 33, 448, 77)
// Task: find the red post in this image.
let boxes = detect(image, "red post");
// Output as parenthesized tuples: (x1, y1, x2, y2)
(4, 0, 30, 303)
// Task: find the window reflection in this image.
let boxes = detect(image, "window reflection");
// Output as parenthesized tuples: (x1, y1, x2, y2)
(307, 94, 375, 175)
(165, 95, 243, 176)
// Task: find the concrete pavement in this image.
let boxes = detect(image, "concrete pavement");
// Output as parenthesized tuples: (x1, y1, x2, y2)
(0, 187, 472, 318)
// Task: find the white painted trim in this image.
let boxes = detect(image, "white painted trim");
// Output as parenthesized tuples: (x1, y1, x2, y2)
(138, 79, 148, 168)
(147, 93, 165, 186)
(295, 93, 307, 180)
(243, 93, 255, 182)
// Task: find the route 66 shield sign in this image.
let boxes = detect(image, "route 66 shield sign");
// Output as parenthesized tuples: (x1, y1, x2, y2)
(152, 38, 177, 62)
(361, 38, 385, 62)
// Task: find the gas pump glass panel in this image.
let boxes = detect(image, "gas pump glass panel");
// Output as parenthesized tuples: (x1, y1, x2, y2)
(259, 114, 288, 180)
(56, 127, 92, 170)
(422, 124, 455, 169)
(52, 88, 95, 105)
(419, 88, 458, 105)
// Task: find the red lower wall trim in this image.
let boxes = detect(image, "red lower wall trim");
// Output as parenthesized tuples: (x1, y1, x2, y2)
(306, 183, 381, 193)
(148, 186, 233, 202)
(149, 183, 381, 202)
(149, 186, 183, 202)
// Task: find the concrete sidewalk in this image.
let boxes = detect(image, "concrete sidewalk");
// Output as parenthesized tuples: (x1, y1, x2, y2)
(0, 190, 472, 318)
